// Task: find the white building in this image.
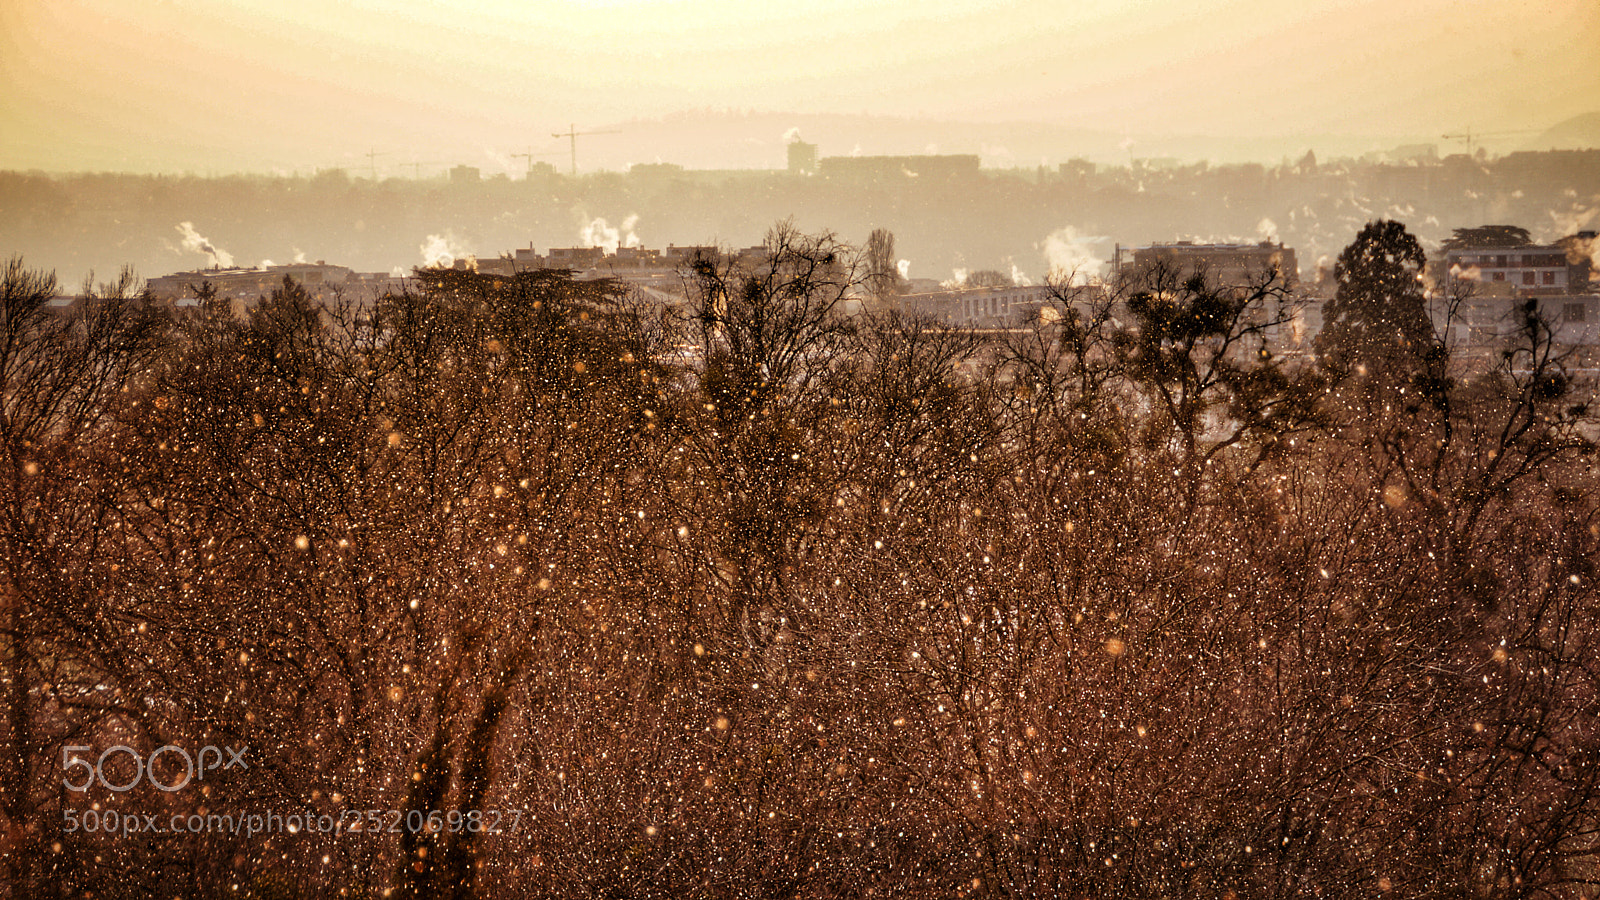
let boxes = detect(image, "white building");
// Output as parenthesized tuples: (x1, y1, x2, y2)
(897, 285, 1051, 327)
(1445, 245, 1569, 292)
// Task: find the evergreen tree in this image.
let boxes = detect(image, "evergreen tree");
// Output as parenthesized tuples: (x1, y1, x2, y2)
(1440, 224, 1533, 251)
(1316, 219, 1436, 376)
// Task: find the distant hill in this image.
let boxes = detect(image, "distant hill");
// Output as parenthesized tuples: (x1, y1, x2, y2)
(593, 111, 1121, 171)
(1523, 112, 1600, 151)
(595, 110, 1434, 171)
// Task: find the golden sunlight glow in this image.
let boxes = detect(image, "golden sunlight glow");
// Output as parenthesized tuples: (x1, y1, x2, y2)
(1, 0, 1596, 172)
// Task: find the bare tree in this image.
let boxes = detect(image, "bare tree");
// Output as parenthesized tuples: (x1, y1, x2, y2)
(5, 226, 1599, 899)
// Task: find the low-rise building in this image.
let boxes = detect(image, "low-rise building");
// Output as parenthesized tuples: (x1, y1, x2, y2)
(1435, 291, 1600, 352)
(1444, 244, 1570, 293)
(146, 262, 357, 302)
(1117, 241, 1299, 291)
(898, 284, 1051, 327)
(546, 247, 608, 269)
(818, 154, 981, 182)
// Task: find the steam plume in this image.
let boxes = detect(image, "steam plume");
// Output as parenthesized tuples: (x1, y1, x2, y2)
(176, 222, 234, 268)
(1041, 227, 1109, 283)
(581, 215, 642, 253)
(582, 218, 620, 253)
(421, 233, 471, 268)
(1550, 200, 1600, 268)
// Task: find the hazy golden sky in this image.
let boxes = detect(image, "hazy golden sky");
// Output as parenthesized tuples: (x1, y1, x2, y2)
(3, 0, 1596, 172)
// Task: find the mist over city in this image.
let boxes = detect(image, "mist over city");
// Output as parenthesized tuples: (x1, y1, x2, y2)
(4, 1, 1600, 898)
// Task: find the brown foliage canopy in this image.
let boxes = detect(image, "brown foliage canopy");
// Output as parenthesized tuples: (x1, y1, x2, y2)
(1, 232, 1598, 899)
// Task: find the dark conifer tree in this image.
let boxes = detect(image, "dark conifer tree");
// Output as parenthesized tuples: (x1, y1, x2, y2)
(1316, 219, 1436, 377)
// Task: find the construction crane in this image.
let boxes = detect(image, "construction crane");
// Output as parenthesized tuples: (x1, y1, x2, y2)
(1441, 127, 1541, 155)
(551, 124, 620, 176)
(364, 148, 389, 181)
